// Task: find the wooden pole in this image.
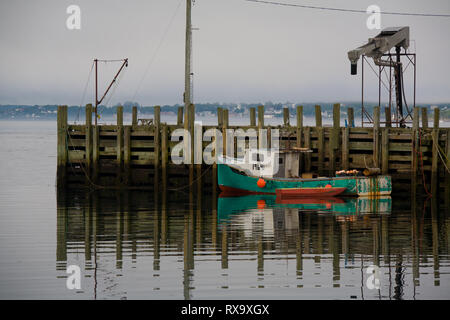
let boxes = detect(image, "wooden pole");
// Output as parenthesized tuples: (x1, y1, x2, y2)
(385, 107, 391, 128)
(154, 106, 161, 174)
(161, 123, 168, 188)
(132, 106, 137, 126)
(431, 108, 440, 196)
(297, 105, 303, 172)
(184, 0, 192, 132)
(124, 126, 131, 186)
(116, 106, 123, 186)
(411, 107, 420, 196)
(250, 107, 256, 126)
(258, 105, 264, 128)
(85, 104, 93, 185)
(217, 107, 223, 127)
(342, 127, 349, 170)
(283, 107, 290, 126)
(421, 107, 428, 128)
(57, 105, 68, 187)
(347, 107, 354, 128)
(373, 106, 380, 168)
(329, 103, 340, 175)
(381, 128, 389, 174)
(177, 106, 184, 126)
(315, 105, 322, 127)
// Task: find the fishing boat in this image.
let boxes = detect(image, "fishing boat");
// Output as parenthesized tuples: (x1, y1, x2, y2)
(217, 149, 392, 197)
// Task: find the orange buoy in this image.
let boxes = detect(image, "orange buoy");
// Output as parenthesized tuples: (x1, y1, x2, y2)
(257, 199, 266, 209)
(325, 184, 332, 188)
(257, 178, 266, 188)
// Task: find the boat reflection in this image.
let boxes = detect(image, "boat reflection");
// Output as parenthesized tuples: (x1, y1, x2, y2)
(218, 194, 392, 226)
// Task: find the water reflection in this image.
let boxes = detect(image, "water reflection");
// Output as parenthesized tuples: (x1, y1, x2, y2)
(56, 187, 450, 300)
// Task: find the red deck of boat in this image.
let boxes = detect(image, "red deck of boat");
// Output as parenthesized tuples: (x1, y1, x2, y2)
(276, 187, 346, 198)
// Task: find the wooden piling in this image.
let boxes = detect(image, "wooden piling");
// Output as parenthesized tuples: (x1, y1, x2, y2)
(132, 106, 137, 126)
(422, 107, 428, 128)
(296, 105, 303, 171)
(154, 106, 161, 172)
(222, 109, 229, 157)
(217, 107, 223, 127)
(347, 107, 354, 128)
(85, 104, 92, 175)
(283, 107, 290, 126)
(258, 105, 264, 128)
(373, 106, 380, 168)
(177, 106, 183, 126)
(431, 108, 440, 195)
(250, 107, 256, 126)
(381, 128, 389, 174)
(385, 107, 391, 128)
(411, 107, 420, 195)
(57, 105, 68, 187)
(92, 125, 99, 184)
(161, 123, 168, 188)
(342, 127, 349, 170)
(124, 126, 131, 186)
(304, 127, 311, 172)
(329, 103, 340, 175)
(116, 106, 123, 185)
(315, 105, 322, 127)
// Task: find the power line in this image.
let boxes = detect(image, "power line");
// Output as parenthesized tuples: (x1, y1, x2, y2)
(244, 0, 450, 17)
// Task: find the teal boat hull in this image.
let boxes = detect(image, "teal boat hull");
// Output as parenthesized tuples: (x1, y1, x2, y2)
(218, 163, 392, 196)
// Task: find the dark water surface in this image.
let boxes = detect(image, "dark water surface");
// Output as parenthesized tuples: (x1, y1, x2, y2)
(0, 121, 449, 299)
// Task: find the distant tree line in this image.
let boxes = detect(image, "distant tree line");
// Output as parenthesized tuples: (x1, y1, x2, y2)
(0, 102, 449, 120)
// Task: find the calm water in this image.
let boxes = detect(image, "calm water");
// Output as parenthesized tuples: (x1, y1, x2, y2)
(0, 120, 449, 300)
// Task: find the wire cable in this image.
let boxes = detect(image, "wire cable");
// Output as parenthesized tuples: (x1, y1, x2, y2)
(131, 0, 184, 103)
(244, 0, 450, 17)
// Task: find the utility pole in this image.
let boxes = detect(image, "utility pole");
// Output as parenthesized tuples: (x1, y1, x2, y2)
(184, 0, 192, 130)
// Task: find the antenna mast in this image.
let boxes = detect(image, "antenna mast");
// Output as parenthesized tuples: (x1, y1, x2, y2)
(184, 0, 192, 129)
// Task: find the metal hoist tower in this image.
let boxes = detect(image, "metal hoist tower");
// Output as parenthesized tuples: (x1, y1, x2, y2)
(348, 27, 416, 127)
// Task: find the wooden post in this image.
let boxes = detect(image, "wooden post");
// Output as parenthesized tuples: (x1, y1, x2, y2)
(217, 107, 223, 127)
(250, 107, 256, 126)
(116, 106, 123, 186)
(317, 127, 324, 176)
(342, 127, 349, 170)
(177, 106, 184, 126)
(57, 105, 68, 187)
(304, 127, 311, 172)
(381, 128, 389, 174)
(85, 104, 93, 186)
(421, 107, 428, 128)
(445, 130, 450, 204)
(347, 107, 354, 128)
(385, 107, 391, 128)
(283, 107, 290, 126)
(132, 106, 137, 126)
(296, 105, 303, 172)
(411, 107, 420, 195)
(161, 123, 168, 188)
(93, 125, 99, 185)
(154, 106, 161, 173)
(258, 105, 264, 128)
(431, 108, 440, 195)
(329, 103, 340, 175)
(315, 105, 322, 127)
(373, 106, 380, 168)
(433, 108, 440, 130)
(222, 109, 229, 156)
(124, 126, 131, 186)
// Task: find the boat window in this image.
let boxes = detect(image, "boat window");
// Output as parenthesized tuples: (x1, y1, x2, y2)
(252, 153, 264, 163)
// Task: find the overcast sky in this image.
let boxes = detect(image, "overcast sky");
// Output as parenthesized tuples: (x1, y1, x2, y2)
(0, 0, 449, 106)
